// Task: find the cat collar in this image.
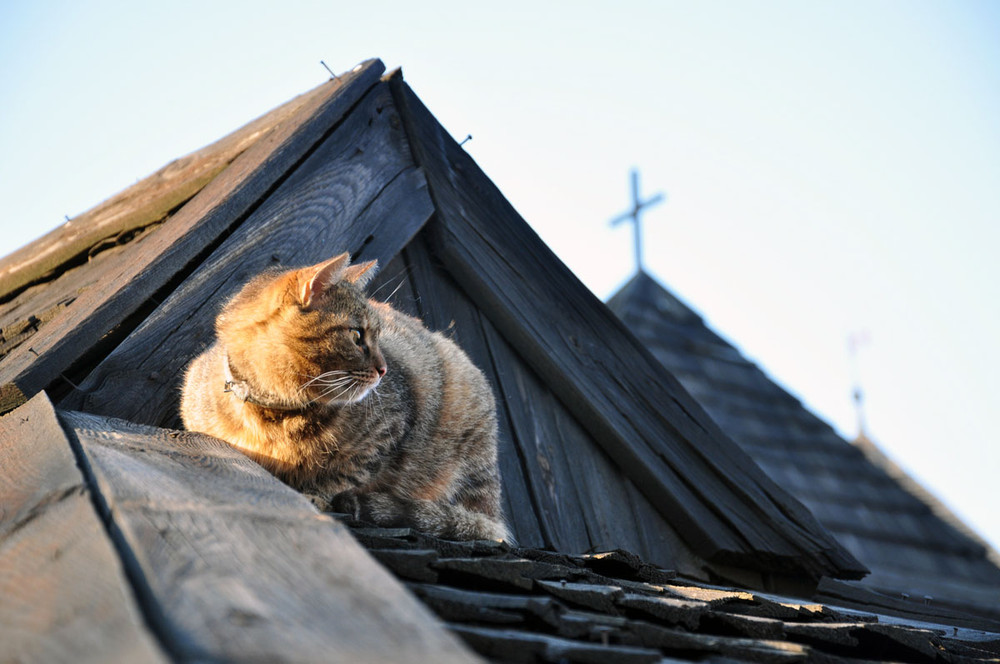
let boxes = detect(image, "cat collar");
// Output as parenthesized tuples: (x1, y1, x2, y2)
(222, 349, 304, 412)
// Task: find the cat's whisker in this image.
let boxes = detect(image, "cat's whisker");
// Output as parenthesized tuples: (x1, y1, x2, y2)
(307, 378, 357, 405)
(300, 376, 353, 396)
(298, 371, 350, 383)
(384, 278, 407, 303)
(325, 382, 359, 403)
(368, 268, 410, 299)
(313, 377, 353, 389)
(298, 371, 352, 392)
(316, 382, 350, 399)
(367, 387, 391, 435)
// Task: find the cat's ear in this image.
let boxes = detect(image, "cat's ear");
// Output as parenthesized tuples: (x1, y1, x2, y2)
(342, 260, 378, 289)
(299, 252, 351, 307)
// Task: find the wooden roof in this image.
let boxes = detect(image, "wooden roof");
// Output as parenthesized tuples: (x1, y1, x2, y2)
(343, 520, 1000, 663)
(13, 58, 998, 660)
(0, 59, 863, 585)
(607, 270, 1000, 622)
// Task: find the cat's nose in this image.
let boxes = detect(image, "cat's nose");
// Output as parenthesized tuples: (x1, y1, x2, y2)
(377, 364, 387, 377)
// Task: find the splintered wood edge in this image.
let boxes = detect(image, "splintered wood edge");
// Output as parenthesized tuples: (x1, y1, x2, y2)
(0, 82, 337, 302)
(0, 381, 27, 418)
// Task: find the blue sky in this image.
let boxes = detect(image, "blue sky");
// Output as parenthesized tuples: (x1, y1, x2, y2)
(2, 1, 998, 552)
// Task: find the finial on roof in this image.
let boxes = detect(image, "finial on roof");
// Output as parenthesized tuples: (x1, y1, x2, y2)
(848, 330, 871, 440)
(320, 61, 339, 81)
(610, 169, 664, 274)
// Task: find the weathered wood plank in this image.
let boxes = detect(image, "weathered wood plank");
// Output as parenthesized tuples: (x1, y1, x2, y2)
(60, 409, 479, 663)
(400, 235, 546, 549)
(622, 481, 707, 578)
(64, 82, 433, 428)
(480, 317, 678, 563)
(815, 577, 1000, 633)
(489, 328, 655, 558)
(0, 59, 385, 416)
(481, 307, 697, 570)
(0, 233, 152, 363)
(0, 80, 339, 303)
(0, 79, 337, 362)
(0, 393, 167, 664)
(387, 71, 866, 581)
(476, 318, 596, 554)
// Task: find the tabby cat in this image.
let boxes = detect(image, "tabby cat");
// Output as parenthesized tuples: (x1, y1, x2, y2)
(180, 252, 509, 541)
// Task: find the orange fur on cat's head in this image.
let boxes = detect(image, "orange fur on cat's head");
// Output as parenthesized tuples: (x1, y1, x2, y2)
(217, 253, 386, 408)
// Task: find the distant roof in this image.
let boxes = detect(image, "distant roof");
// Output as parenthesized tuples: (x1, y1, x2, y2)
(608, 270, 1000, 621)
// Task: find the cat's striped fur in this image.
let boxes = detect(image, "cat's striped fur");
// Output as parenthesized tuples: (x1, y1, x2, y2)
(180, 252, 509, 541)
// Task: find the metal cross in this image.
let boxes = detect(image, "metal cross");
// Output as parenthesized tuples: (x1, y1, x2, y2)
(610, 169, 664, 273)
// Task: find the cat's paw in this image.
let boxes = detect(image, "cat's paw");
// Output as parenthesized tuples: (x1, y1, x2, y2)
(460, 513, 511, 543)
(304, 492, 335, 512)
(482, 519, 513, 544)
(328, 491, 363, 520)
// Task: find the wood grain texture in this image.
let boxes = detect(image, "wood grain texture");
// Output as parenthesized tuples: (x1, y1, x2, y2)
(0, 59, 385, 416)
(483, 318, 654, 558)
(477, 319, 596, 553)
(0, 393, 167, 664)
(0, 80, 340, 302)
(60, 409, 478, 663)
(64, 82, 433, 428)
(478, 312, 703, 574)
(622, 481, 708, 578)
(400, 235, 546, 549)
(386, 71, 866, 581)
(0, 236, 150, 362)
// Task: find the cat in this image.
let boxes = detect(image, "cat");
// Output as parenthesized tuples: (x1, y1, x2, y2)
(180, 252, 509, 541)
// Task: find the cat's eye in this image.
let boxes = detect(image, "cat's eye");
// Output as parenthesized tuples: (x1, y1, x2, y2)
(350, 328, 364, 346)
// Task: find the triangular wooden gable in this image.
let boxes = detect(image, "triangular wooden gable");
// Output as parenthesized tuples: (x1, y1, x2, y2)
(0, 60, 865, 587)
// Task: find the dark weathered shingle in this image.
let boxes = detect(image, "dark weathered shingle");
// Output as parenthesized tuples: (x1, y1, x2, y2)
(341, 519, 1000, 663)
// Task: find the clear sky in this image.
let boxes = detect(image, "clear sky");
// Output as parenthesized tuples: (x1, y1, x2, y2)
(2, 1, 998, 552)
